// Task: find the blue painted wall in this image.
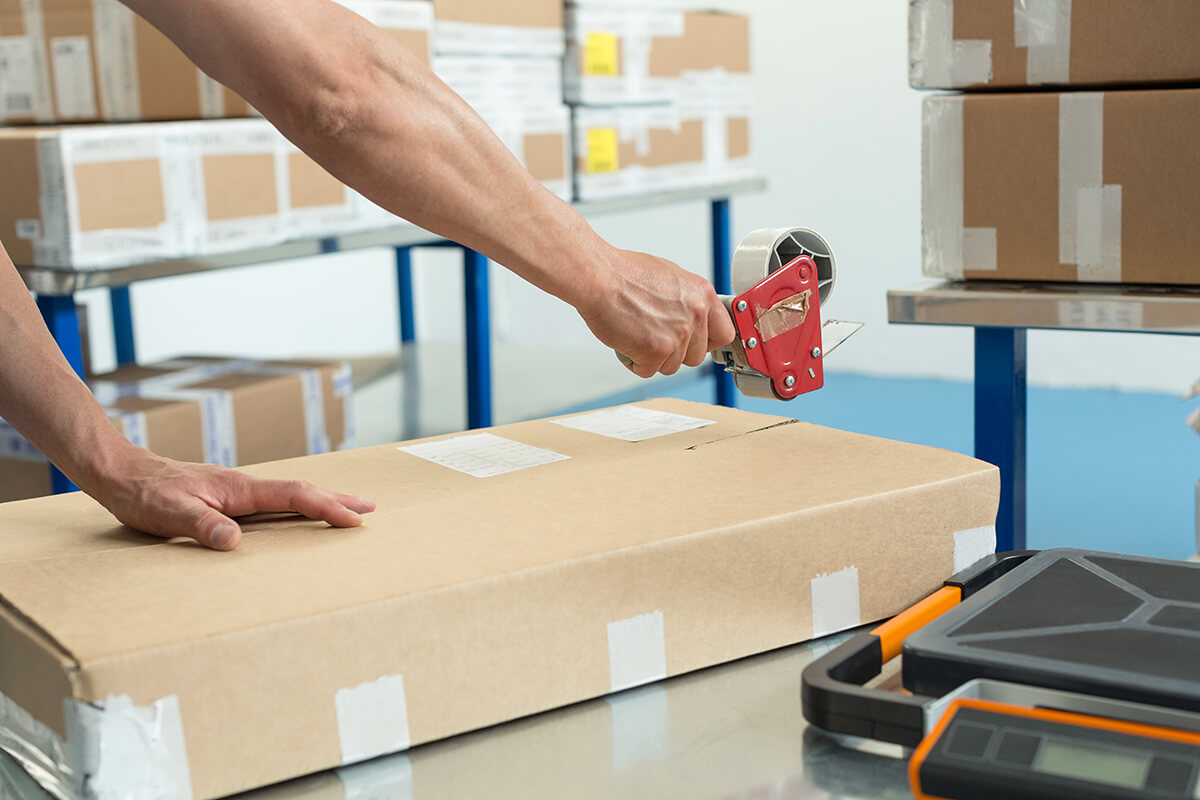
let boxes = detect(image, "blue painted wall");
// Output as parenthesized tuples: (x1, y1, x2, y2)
(562, 371, 1199, 560)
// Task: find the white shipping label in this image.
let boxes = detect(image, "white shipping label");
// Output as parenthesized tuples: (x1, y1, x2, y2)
(0, 36, 36, 117)
(397, 433, 568, 478)
(552, 405, 715, 442)
(50, 36, 97, 120)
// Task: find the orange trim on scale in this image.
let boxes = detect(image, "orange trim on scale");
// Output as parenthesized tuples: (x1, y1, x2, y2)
(909, 698, 1200, 800)
(871, 586, 962, 663)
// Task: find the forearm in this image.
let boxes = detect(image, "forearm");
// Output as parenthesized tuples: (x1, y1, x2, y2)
(122, 0, 617, 309)
(0, 255, 133, 493)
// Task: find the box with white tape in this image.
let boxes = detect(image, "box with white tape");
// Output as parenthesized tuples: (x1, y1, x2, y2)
(0, 398, 997, 798)
(922, 88, 1200, 286)
(434, 55, 563, 111)
(564, 5, 686, 106)
(0, 357, 354, 503)
(477, 104, 572, 201)
(430, 0, 563, 57)
(0, 0, 431, 125)
(909, 0, 1200, 90)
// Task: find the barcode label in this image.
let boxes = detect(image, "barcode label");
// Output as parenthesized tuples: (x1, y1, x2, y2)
(5, 93, 31, 113)
(0, 36, 36, 119)
(50, 36, 98, 120)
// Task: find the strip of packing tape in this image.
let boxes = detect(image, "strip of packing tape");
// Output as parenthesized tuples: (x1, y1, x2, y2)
(92, 0, 140, 121)
(922, 95, 964, 278)
(607, 611, 667, 693)
(433, 20, 564, 59)
(17, 0, 55, 122)
(0, 688, 192, 800)
(1058, 93, 1122, 282)
(332, 362, 356, 449)
(908, 0, 992, 88)
(1014, 0, 1072, 85)
(252, 366, 331, 455)
(810, 567, 861, 639)
(335, 675, 411, 766)
(954, 525, 997, 573)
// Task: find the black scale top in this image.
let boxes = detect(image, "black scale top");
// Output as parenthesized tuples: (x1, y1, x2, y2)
(904, 549, 1200, 712)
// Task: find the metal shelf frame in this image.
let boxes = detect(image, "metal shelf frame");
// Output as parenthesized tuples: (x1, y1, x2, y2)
(25, 177, 766, 493)
(888, 279, 1200, 553)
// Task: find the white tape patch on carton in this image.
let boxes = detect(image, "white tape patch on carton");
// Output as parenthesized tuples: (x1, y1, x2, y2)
(606, 684, 668, 772)
(811, 567, 861, 639)
(908, 0, 992, 88)
(0, 687, 80, 798)
(922, 95, 965, 278)
(93, 0, 141, 120)
(49, 36, 97, 120)
(607, 611, 667, 693)
(337, 754, 413, 800)
(1015, 0, 1072, 85)
(18, 0, 55, 122)
(196, 72, 225, 119)
(64, 693, 193, 800)
(335, 675, 411, 766)
(1058, 93, 1121, 281)
(552, 405, 715, 442)
(398, 433, 568, 479)
(962, 227, 998, 272)
(332, 362, 356, 450)
(953, 525, 997, 573)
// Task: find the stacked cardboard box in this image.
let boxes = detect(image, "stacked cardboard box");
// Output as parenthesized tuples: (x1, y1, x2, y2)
(0, 357, 354, 503)
(912, 1, 1200, 285)
(568, 5, 753, 201)
(430, 0, 572, 201)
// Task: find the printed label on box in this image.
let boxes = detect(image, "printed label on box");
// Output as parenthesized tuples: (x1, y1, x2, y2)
(50, 36, 97, 120)
(586, 128, 619, 174)
(585, 32, 619, 76)
(553, 405, 715, 442)
(397, 433, 568, 478)
(0, 36, 36, 117)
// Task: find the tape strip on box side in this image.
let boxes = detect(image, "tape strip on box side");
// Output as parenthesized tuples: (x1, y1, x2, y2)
(953, 525, 997, 573)
(18, 0, 55, 122)
(1058, 92, 1121, 281)
(922, 95, 965, 278)
(607, 611, 667, 693)
(0, 688, 80, 800)
(92, 0, 140, 120)
(335, 675, 410, 766)
(1015, 0, 1071, 85)
(810, 567, 861, 639)
(908, 0, 991, 88)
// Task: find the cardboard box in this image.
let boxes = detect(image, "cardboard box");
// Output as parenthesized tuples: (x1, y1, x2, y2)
(431, 0, 563, 57)
(0, 357, 354, 503)
(434, 55, 563, 110)
(922, 89, 1200, 286)
(564, 5, 685, 105)
(0, 119, 393, 269)
(909, 0, 1200, 90)
(573, 102, 750, 201)
(478, 104, 573, 201)
(0, 0, 431, 124)
(680, 10, 752, 99)
(0, 398, 998, 798)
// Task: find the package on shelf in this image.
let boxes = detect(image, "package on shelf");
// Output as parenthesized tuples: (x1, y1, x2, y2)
(430, 0, 563, 57)
(679, 10, 751, 100)
(0, 0, 431, 125)
(477, 104, 572, 201)
(564, 4, 685, 106)
(909, 0, 1200, 91)
(0, 357, 354, 504)
(434, 56, 563, 110)
(682, 95, 754, 184)
(0, 398, 998, 798)
(922, 88, 1200, 287)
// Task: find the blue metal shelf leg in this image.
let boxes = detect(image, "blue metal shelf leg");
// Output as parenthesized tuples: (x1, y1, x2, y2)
(35, 294, 83, 494)
(974, 327, 1028, 552)
(463, 248, 492, 429)
(109, 285, 136, 366)
(396, 246, 416, 344)
(711, 197, 736, 408)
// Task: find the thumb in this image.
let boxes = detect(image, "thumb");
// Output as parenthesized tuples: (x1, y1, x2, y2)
(178, 501, 243, 551)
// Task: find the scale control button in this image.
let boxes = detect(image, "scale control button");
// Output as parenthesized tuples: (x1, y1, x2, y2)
(945, 722, 996, 760)
(994, 730, 1041, 768)
(1145, 756, 1195, 795)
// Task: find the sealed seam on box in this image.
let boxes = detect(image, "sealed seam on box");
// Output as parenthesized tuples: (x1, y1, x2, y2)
(921, 95, 965, 278)
(908, 0, 991, 88)
(1058, 93, 1122, 281)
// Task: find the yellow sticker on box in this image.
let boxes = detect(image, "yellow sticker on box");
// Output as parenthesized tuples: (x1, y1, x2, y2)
(585, 32, 619, 76)
(586, 128, 619, 174)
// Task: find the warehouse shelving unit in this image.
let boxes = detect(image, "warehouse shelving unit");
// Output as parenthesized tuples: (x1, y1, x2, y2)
(888, 280, 1200, 553)
(21, 177, 765, 494)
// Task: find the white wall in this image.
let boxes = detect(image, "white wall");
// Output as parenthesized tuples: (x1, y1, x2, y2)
(82, 0, 1197, 394)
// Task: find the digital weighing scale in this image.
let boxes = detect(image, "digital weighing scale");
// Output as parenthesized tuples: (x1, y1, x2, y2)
(802, 549, 1200, 799)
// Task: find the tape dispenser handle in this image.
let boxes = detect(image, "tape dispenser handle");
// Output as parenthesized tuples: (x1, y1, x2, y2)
(800, 551, 1038, 747)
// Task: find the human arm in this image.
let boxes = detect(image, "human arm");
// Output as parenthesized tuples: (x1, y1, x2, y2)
(0, 249, 374, 550)
(120, 0, 735, 376)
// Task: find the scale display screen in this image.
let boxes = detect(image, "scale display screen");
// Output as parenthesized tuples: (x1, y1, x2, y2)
(1034, 739, 1152, 789)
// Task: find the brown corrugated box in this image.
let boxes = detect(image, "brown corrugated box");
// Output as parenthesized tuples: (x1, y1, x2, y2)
(0, 398, 999, 798)
(0, 357, 354, 503)
(680, 10, 751, 96)
(432, 0, 563, 56)
(564, 5, 686, 105)
(0, 0, 432, 124)
(909, 0, 1200, 90)
(922, 89, 1200, 286)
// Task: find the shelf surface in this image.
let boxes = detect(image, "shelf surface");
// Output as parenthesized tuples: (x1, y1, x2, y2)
(887, 280, 1200, 334)
(19, 177, 767, 294)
